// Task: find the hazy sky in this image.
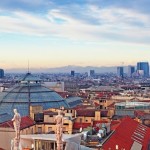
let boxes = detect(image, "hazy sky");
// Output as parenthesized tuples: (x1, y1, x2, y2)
(0, 0, 150, 69)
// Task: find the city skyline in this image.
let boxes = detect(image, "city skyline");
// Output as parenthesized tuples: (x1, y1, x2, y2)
(0, 0, 150, 69)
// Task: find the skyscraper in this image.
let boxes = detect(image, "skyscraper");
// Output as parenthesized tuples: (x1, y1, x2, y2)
(137, 62, 149, 77)
(90, 70, 95, 77)
(128, 66, 135, 77)
(0, 69, 4, 78)
(71, 70, 75, 77)
(117, 67, 124, 78)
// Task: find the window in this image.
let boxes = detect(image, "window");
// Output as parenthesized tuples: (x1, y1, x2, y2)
(38, 127, 42, 134)
(48, 127, 52, 132)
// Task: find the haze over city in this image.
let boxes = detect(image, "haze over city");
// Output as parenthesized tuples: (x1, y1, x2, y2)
(0, 0, 150, 70)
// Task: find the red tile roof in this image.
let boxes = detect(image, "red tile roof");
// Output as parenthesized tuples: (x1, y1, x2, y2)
(134, 110, 145, 118)
(103, 117, 150, 150)
(0, 116, 35, 130)
(95, 92, 113, 98)
(73, 122, 91, 129)
(107, 102, 116, 108)
(110, 120, 121, 131)
(94, 102, 99, 107)
(76, 109, 96, 117)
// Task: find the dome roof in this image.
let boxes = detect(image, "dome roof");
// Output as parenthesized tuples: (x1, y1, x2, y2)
(0, 73, 69, 117)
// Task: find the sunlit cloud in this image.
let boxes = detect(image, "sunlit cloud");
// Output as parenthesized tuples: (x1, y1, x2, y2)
(0, 3, 149, 44)
(0, 0, 150, 69)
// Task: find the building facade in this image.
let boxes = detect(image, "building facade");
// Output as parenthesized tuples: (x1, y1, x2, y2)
(89, 70, 95, 77)
(137, 62, 149, 77)
(117, 67, 124, 78)
(0, 69, 4, 78)
(128, 66, 135, 77)
(71, 70, 75, 77)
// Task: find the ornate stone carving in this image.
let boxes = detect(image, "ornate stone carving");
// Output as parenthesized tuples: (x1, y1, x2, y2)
(12, 109, 21, 150)
(55, 109, 64, 150)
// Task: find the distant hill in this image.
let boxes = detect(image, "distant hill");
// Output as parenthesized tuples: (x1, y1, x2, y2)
(5, 65, 128, 73)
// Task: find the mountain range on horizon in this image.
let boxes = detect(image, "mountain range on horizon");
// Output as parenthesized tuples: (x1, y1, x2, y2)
(5, 65, 129, 74)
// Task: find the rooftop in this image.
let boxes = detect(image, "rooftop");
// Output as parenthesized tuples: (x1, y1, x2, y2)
(115, 102, 150, 107)
(0, 116, 35, 130)
(76, 109, 96, 117)
(18, 72, 41, 82)
(0, 113, 12, 123)
(21, 133, 81, 141)
(66, 97, 83, 108)
(103, 117, 150, 150)
(0, 73, 69, 119)
(86, 86, 123, 92)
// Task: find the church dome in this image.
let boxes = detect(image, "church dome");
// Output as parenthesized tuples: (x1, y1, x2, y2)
(0, 73, 69, 117)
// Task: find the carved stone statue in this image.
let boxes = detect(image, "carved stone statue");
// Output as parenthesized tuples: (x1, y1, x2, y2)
(12, 109, 21, 150)
(54, 109, 64, 150)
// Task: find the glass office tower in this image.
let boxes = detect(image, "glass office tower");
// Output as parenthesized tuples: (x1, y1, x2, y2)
(137, 62, 149, 77)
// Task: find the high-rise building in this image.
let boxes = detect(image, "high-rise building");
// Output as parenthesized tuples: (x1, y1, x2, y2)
(0, 69, 4, 78)
(128, 66, 135, 77)
(117, 67, 124, 78)
(137, 62, 149, 77)
(90, 70, 95, 77)
(71, 70, 75, 77)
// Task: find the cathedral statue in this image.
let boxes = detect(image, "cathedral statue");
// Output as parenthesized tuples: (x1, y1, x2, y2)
(54, 109, 64, 150)
(12, 109, 21, 150)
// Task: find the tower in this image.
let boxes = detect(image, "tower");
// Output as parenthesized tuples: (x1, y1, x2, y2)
(0, 69, 4, 78)
(137, 62, 149, 77)
(128, 66, 135, 77)
(71, 70, 75, 77)
(90, 70, 95, 77)
(117, 67, 124, 78)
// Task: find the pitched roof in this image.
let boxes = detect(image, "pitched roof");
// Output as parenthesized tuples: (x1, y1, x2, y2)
(134, 110, 145, 118)
(103, 117, 150, 150)
(66, 97, 83, 108)
(94, 102, 99, 107)
(74, 105, 92, 110)
(73, 122, 91, 129)
(0, 116, 35, 130)
(56, 91, 69, 98)
(95, 92, 112, 99)
(110, 120, 121, 131)
(76, 109, 95, 117)
(0, 113, 12, 123)
(107, 102, 116, 108)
